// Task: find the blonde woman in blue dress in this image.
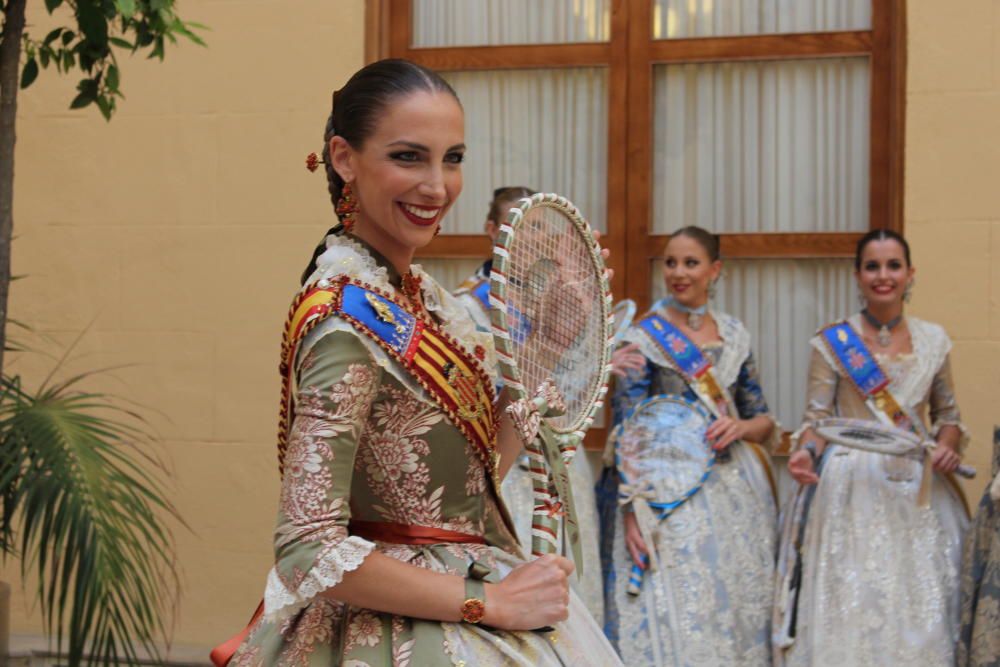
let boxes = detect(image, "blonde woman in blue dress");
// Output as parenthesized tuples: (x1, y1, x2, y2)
(453, 185, 643, 626)
(775, 229, 969, 666)
(600, 226, 780, 666)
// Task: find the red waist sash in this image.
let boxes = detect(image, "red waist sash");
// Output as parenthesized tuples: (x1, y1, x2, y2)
(349, 520, 486, 545)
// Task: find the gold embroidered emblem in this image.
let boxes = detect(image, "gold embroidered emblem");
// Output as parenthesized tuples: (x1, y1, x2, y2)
(837, 328, 849, 343)
(444, 362, 486, 421)
(365, 292, 405, 333)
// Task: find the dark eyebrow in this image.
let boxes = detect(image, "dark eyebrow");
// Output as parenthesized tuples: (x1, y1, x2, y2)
(386, 140, 428, 151)
(385, 140, 466, 152)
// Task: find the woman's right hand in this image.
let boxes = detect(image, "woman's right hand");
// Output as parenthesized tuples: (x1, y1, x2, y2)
(623, 511, 649, 570)
(788, 449, 820, 485)
(484, 554, 574, 630)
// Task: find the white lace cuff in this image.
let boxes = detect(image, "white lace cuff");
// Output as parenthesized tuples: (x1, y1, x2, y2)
(263, 535, 376, 623)
(930, 419, 971, 455)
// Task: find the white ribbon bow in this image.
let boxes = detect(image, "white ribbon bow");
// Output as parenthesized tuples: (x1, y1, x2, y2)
(616, 481, 662, 571)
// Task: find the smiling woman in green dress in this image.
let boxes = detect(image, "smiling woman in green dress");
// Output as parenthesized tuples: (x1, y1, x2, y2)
(223, 59, 622, 667)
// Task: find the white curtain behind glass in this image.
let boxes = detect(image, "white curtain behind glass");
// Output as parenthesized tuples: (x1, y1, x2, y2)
(441, 68, 608, 233)
(652, 0, 870, 38)
(652, 57, 869, 234)
(413, 0, 610, 47)
(650, 258, 855, 430)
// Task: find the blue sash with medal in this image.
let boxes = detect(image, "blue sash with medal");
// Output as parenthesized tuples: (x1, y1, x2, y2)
(637, 314, 731, 418)
(819, 321, 913, 431)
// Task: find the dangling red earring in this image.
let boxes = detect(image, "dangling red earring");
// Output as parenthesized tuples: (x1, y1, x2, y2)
(336, 182, 359, 232)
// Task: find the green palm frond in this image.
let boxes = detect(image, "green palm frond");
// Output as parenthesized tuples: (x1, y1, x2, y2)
(0, 371, 182, 666)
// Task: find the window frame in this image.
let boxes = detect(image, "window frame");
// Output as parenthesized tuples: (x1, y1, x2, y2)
(367, 0, 906, 449)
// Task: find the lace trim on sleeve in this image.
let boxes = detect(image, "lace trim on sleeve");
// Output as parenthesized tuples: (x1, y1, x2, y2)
(263, 535, 376, 623)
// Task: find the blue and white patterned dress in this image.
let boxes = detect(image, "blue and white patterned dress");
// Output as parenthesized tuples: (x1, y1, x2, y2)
(598, 307, 779, 667)
(959, 429, 1000, 666)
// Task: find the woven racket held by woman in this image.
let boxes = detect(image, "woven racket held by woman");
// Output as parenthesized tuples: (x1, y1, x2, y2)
(489, 193, 614, 563)
(814, 418, 976, 479)
(613, 394, 717, 594)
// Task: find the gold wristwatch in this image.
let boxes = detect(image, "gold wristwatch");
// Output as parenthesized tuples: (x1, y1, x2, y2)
(461, 577, 486, 624)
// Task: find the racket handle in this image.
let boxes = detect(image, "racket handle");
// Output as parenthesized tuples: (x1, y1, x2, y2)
(956, 463, 977, 479)
(626, 554, 648, 596)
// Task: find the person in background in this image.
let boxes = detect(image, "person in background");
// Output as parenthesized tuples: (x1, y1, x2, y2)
(777, 229, 969, 667)
(957, 427, 1000, 666)
(600, 226, 780, 666)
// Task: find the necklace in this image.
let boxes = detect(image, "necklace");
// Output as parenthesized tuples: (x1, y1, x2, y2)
(861, 308, 903, 348)
(665, 295, 708, 331)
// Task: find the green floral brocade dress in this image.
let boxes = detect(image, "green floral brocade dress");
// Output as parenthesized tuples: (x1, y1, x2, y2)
(229, 236, 621, 667)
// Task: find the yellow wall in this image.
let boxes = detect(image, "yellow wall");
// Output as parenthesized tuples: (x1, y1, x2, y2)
(3, 0, 998, 657)
(905, 0, 1000, 498)
(4, 0, 366, 655)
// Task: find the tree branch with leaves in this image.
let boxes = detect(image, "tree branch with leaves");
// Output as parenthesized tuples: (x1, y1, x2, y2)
(0, 1, 204, 664)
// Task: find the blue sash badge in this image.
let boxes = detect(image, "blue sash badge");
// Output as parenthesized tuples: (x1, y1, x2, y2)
(341, 283, 417, 354)
(820, 322, 889, 395)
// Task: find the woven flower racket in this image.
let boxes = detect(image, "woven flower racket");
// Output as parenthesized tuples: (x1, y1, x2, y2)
(489, 193, 613, 561)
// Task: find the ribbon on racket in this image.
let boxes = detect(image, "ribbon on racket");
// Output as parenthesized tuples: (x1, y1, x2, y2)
(616, 481, 662, 572)
(506, 380, 583, 571)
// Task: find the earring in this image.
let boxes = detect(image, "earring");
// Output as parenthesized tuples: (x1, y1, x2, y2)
(903, 279, 915, 304)
(708, 278, 718, 301)
(857, 289, 868, 308)
(336, 182, 359, 233)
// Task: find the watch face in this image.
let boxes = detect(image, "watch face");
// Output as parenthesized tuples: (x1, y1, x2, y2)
(462, 598, 486, 624)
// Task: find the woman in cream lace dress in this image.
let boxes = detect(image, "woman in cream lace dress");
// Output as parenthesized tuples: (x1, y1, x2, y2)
(777, 229, 969, 667)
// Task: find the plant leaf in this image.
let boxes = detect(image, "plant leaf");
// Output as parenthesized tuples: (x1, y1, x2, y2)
(69, 91, 94, 109)
(0, 367, 182, 667)
(114, 0, 137, 16)
(20, 59, 39, 89)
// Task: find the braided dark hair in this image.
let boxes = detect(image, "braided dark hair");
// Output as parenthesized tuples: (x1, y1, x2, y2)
(300, 59, 460, 285)
(854, 228, 911, 269)
(667, 225, 721, 262)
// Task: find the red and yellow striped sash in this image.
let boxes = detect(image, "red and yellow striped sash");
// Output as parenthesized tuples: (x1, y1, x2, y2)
(276, 276, 498, 481)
